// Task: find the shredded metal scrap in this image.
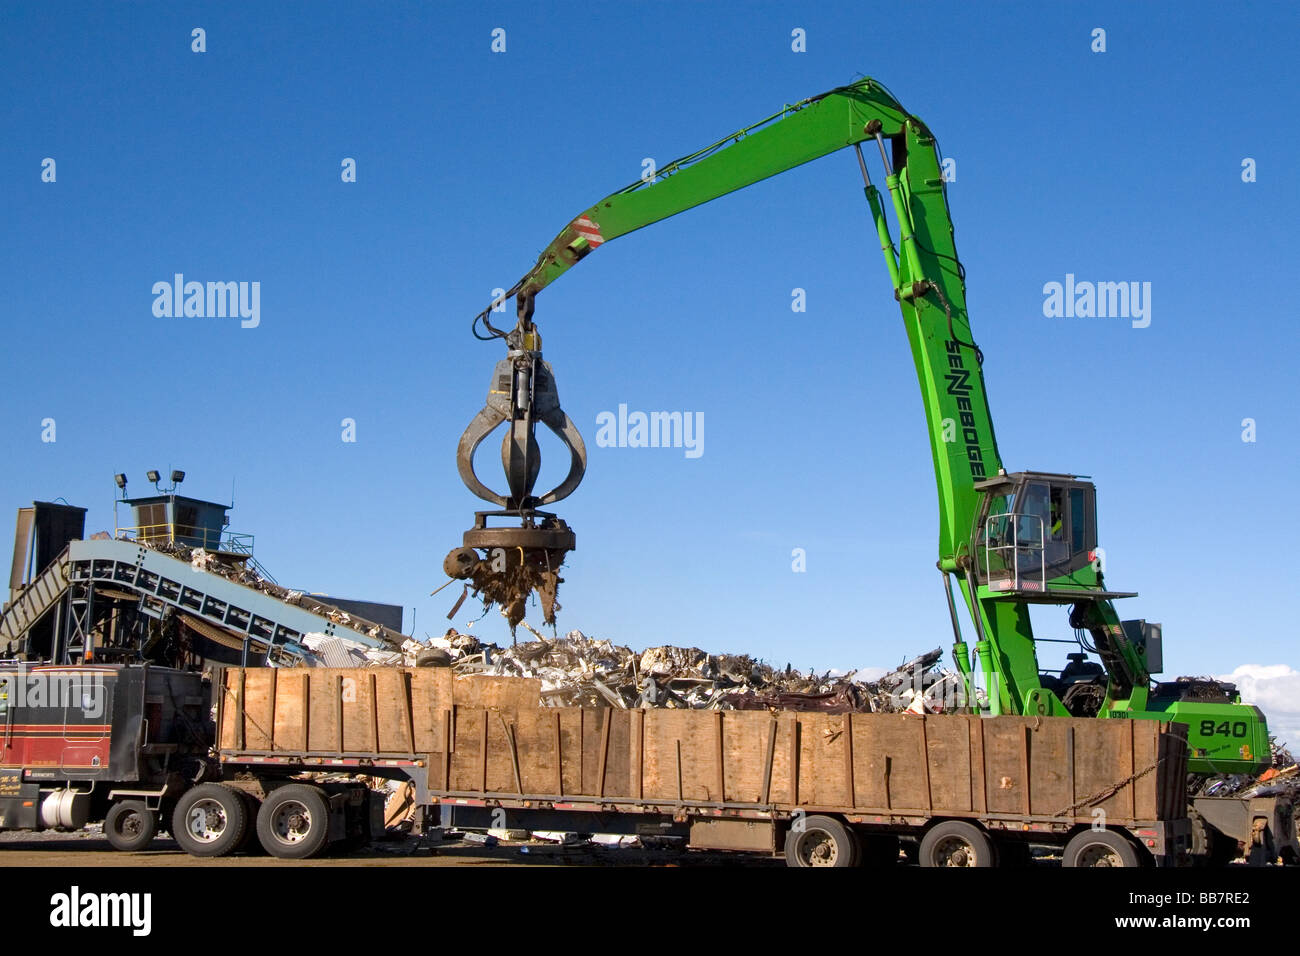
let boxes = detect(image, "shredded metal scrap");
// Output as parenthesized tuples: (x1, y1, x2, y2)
(425, 630, 973, 714)
(442, 545, 563, 629)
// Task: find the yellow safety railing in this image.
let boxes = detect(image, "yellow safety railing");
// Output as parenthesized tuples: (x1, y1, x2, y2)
(114, 523, 255, 555)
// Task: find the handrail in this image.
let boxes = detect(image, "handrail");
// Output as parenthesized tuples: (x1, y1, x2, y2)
(982, 513, 1046, 592)
(114, 523, 254, 555)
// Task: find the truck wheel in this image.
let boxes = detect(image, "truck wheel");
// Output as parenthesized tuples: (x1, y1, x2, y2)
(104, 800, 157, 852)
(257, 784, 331, 859)
(172, 784, 248, 857)
(1062, 829, 1142, 867)
(784, 815, 856, 868)
(919, 821, 996, 867)
(1190, 811, 1239, 867)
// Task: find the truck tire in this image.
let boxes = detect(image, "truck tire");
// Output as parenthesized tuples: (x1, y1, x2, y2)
(919, 821, 996, 867)
(1062, 828, 1142, 868)
(172, 784, 248, 857)
(104, 800, 157, 852)
(784, 815, 857, 868)
(237, 791, 267, 854)
(333, 787, 374, 854)
(257, 784, 332, 859)
(1190, 811, 1238, 867)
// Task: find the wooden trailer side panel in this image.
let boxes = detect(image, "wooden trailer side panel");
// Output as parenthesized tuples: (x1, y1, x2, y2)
(218, 669, 1184, 827)
(718, 711, 773, 804)
(642, 710, 717, 802)
(270, 669, 309, 753)
(920, 714, 971, 813)
(1073, 717, 1134, 822)
(222, 667, 532, 758)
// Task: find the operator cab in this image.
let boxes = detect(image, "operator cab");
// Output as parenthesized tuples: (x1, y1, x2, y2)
(971, 471, 1101, 595)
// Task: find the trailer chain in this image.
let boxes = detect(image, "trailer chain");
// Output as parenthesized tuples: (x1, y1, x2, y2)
(220, 682, 276, 747)
(1052, 757, 1164, 817)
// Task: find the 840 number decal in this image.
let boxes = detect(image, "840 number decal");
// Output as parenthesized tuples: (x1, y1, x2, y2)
(1198, 720, 1248, 738)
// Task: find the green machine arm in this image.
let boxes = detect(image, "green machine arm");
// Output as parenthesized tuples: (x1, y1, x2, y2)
(473, 78, 1272, 773)
(478, 77, 1020, 708)
(473, 83, 916, 303)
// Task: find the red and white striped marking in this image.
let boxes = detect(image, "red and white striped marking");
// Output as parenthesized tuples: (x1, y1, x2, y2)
(571, 215, 604, 247)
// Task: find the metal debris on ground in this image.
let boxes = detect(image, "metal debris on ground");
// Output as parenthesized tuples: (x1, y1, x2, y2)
(1190, 738, 1300, 799)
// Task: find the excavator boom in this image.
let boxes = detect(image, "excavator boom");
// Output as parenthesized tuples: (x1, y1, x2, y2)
(469, 75, 1274, 780)
(477, 82, 910, 306)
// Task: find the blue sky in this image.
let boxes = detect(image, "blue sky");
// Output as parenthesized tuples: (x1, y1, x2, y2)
(2, 2, 1297, 739)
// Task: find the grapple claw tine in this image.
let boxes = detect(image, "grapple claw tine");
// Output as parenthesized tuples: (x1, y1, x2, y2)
(456, 405, 509, 506)
(536, 408, 587, 507)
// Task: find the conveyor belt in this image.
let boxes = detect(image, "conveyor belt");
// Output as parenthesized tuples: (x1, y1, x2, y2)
(1, 538, 403, 662)
(0, 549, 69, 644)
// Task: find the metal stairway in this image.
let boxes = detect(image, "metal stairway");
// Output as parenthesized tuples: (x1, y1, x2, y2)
(0, 546, 71, 645)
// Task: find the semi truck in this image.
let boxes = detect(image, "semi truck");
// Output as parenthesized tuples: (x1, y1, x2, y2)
(0, 660, 1196, 867)
(2, 659, 1290, 867)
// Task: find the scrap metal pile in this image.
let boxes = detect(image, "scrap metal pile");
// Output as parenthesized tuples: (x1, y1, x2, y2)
(428, 629, 975, 714)
(1190, 739, 1300, 800)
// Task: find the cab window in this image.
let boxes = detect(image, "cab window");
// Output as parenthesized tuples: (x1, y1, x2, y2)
(1069, 488, 1086, 553)
(1017, 483, 1049, 546)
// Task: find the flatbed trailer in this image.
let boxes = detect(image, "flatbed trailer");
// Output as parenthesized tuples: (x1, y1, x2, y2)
(208, 666, 1191, 866)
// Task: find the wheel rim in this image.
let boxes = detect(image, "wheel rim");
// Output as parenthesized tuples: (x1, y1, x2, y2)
(185, 798, 228, 844)
(932, 835, 979, 867)
(118, 811, 144, 838)
(794, 828, 840, 867)
(1077, 842, 1122, 867)
(270, 800, 316, 845)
